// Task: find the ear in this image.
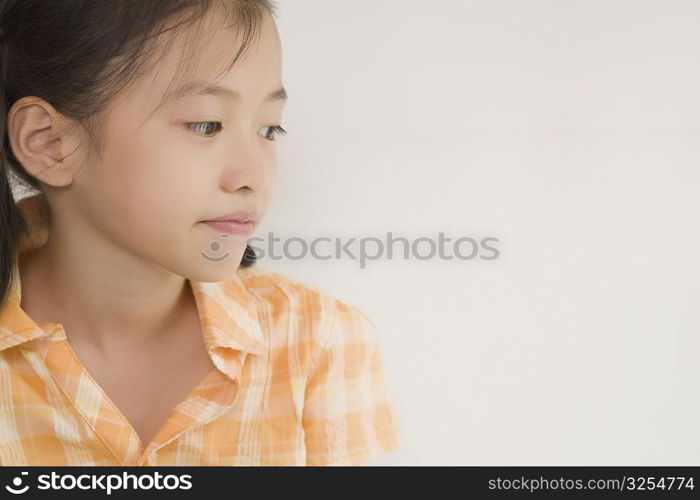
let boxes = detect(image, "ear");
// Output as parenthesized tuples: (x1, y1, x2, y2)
(7, 96, 85, 187)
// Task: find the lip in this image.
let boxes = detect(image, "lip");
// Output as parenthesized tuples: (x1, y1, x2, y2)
(202, 209, 258, 223)
(200, 220, 254, 235)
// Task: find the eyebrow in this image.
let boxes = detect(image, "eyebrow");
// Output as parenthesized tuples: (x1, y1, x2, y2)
(162, 81, 288, 105)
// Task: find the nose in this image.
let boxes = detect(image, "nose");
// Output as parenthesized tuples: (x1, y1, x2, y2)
(219, 133, 275, 194)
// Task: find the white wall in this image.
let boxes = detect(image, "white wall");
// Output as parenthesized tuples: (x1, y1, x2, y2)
(262, 0, 700, 464)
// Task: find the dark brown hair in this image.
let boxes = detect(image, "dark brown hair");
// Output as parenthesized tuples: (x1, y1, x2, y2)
(0, 0, 277, 307)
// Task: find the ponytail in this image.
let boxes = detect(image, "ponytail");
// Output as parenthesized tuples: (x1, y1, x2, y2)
(240, 243, 258, 268)
(0, 20, 31, 308)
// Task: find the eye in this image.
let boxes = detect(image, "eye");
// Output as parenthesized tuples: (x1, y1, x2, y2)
(186, 121, 223, 137)
(185, 121, 288, 141)
(260, 125, 287, 141)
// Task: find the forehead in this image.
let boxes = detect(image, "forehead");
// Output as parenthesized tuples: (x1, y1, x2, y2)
(159, 81, 287, 107)
(120, 9, 284, 120)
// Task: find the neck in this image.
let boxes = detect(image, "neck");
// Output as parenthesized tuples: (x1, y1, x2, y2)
(18, 222, 194, 351)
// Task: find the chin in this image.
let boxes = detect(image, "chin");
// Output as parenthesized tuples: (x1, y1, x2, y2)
(187, 252, 245, 282)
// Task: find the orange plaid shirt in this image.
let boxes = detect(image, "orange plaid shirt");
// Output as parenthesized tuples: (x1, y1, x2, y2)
(0, 193, 400, 466)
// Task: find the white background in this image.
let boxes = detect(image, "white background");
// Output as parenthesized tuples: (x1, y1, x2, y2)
(259, 0, 700, 465)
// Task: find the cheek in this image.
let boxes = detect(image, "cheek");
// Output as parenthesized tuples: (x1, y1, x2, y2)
(86, 130, 205, 246)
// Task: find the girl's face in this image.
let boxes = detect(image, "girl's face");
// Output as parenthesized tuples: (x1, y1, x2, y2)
(68, 11, 284, 281)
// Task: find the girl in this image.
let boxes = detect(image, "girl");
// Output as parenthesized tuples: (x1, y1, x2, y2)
(0, 0, 400, 466)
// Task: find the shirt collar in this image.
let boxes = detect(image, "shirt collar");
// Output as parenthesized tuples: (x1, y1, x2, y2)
(0, 192, 266, 361)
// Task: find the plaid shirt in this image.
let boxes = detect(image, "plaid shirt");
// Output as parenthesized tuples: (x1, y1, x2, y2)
(0, 193, 400, 466)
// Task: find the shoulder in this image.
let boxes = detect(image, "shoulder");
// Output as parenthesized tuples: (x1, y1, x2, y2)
(234, 265, 376, 352)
